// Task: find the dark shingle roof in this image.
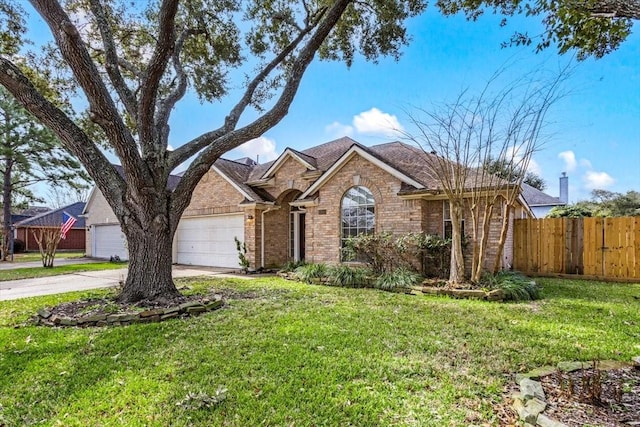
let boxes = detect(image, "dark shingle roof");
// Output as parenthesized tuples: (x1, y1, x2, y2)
(15, 202, 86, 228)
(521, 183, 564, 207)
(214, 158, 275, 203)
(111, 164, 181, 190)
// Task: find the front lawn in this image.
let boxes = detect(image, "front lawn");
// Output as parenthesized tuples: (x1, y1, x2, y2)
(11, 251, 86, 263)
(0, 262, 128, 282)
(1, 277, 638, 426)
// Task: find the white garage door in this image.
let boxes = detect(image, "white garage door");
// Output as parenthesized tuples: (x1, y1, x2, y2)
(176, 214, 244, 268)
(93, 224, 128, 260)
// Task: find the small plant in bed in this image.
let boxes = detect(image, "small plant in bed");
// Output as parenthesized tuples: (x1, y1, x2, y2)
(327, 264, 371, 288)
(482, 271, 541, 301)
(374, 267, 422, 291)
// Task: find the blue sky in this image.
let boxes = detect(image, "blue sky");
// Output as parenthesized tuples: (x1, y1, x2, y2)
(169, 7, 639, 203)
(23, 3, 640, 203)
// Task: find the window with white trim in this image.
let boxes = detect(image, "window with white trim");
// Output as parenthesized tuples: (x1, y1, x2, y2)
(443, 201, 464, 239)
(341, 186, 375, 253)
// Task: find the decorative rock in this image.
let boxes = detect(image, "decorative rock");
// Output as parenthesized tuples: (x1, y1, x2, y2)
(205, 300, 224, 311)
(163, 306, 182, 315)
(179, 301, 203, 311)
(519, 378, 545, 401)
(37, 308, 52, 319)
(106, 314, 131, 323)
(149, 315, 161, 322)
(524, 397, 546, 419)
(139, 309, 164, 318)
(557, 361, 592, 373)
(96, 320, 108, 327)
(516, 366, 557, 382)
(82, 314, 107, 323)
(59, 317, 77, 326)
(536, 413, 568, 427)
(597, 360, 632, 370)
(51, 315, 62, 325)
(485, 289, 504, 301)
(160, 312, 179, 321)
(186, 305, 206, 315)
(633, 356, 640, 369)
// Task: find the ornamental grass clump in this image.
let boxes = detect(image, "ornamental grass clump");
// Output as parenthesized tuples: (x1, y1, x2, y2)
(294, 263, 328, 283)
(483, 271, 541, 301)
(327, 265, 371, 288)
(374, 267, 422, 291)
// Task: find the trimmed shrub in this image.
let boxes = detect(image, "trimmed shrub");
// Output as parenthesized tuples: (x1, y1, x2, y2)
(374, 267, 422, 291)
(327, 265, 371, 288)
(13, 239, 25, 253)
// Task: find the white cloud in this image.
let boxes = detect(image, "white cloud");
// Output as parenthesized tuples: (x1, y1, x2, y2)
(527, 158, 542, 176)
(325, 108, 405, 139)
(579, 158, 592, 169)
(558, 150, 577, 172)
(325, 121, 354, 138)
(237, 136, 279, 162)
(583, 171, 615, 190)
(353, 108, 404, 136)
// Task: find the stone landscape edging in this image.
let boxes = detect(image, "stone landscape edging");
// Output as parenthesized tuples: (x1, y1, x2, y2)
(34, 298, 224, 327)
(512, 358, 640, 427)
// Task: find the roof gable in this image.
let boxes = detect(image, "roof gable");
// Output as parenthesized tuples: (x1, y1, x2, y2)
(299, 144, 425, 199)
(521, 183, 564, 207)
(260, 148, 317, 179)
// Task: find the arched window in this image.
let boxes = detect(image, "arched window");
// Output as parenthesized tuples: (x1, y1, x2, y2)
(341, 186, 375, 252)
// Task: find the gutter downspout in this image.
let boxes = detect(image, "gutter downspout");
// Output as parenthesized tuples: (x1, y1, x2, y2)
(261, 205, 278, 269)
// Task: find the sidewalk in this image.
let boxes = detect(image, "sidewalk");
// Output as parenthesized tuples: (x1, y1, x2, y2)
(0, 265, 244, 301)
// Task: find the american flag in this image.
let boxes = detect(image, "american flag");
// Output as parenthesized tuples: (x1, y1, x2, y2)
(60, 212, 77, 240)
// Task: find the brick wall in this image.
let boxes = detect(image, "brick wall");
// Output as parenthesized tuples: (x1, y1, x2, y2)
(304, 154, 424, 264)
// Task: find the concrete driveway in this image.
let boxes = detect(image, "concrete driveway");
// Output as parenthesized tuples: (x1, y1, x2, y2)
(0, 265, 243, 301)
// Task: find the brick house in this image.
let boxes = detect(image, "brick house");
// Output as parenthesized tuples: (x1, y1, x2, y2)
(84, 137, 532, 270)
(14, 202, 86, 251)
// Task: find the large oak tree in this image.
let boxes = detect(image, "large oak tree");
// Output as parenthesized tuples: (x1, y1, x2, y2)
(0, 0, 424, 303)
(438, 0, 639, 59)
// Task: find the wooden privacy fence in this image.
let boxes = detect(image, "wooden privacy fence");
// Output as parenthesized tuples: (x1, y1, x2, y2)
(513, 217, 640, 280)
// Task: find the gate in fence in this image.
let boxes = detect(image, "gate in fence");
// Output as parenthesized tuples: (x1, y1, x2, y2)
(513, 217, 640, 280)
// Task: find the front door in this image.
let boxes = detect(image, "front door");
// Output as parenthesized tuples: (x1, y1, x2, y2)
(289, 210, 306, 262)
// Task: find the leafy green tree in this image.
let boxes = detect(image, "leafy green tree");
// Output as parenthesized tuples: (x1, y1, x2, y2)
(546, 204, 593, 217)
(437, 0, 639, 59)
(0, 0, 425, 303)
(483, 156, 547, 191)
(0, 87, 88, 261)
(547, 190, 640, 217)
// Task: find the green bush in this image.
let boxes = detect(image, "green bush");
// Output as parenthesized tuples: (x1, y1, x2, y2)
(327, 265, 371, 288)
(294, 263, 328, 283)
(482, 271, 542, 301)
(279, 260, 306, 273)
(374, 267, 422, 291)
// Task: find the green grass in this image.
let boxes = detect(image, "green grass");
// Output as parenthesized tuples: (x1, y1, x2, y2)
(11, 251, 86, 263)
(0, 262, 127, 281)
(1, 277, 639, 426)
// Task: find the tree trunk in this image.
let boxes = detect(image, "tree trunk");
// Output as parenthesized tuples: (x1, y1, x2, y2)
(117, 217, 182, 303)
(492, 202, 513, 274)
(448, 200, 466, 284)
(2, 158, 12, 261)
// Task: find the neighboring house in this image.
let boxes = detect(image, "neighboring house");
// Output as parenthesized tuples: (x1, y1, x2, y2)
(521, 174, 568, 218)
(14, 202, 86, 251)
(85, 137, 533, 270)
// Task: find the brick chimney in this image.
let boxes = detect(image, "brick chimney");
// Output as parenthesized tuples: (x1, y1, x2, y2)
(559, 172, 569, 204)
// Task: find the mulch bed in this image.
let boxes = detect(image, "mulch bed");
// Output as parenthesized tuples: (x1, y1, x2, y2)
(35, 286, 285, 326)
(540, 365, 640, 426)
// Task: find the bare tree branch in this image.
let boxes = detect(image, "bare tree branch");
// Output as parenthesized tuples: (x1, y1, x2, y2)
(29, 0, 143, 181)
(138, 0, 179, 154)
(167, 8, 325, 171)
(88, 0, 138, 121)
